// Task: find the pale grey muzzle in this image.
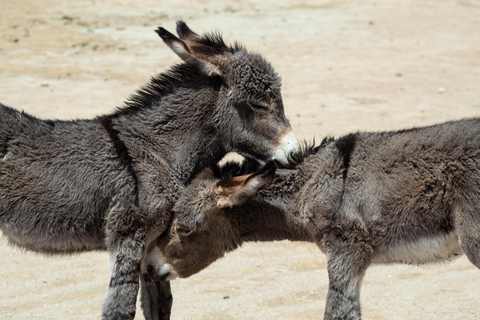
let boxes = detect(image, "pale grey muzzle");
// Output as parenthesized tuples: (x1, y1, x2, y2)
(158, 263, 178, 281)
(271, 130, 301, 166)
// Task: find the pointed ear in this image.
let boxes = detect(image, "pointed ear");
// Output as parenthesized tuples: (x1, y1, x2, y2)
(215, 161, 277, 209)
(155, 26, 224, 77)
(175, 20, 202, 42)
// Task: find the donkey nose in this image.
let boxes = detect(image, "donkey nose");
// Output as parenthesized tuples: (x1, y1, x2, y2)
(272, 130, 301, 166)
(147, 264, 154, 274)
(143, 272, 153, 284)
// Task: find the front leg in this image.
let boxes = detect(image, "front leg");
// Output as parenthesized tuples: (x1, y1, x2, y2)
(140, 278, 173, 320)
(103, 207, 147, 320)
(139, 230, 174, 319)
(323, 234, 372, 320)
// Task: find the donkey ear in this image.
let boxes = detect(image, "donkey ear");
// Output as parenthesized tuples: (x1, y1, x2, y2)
(176, 20, 202, 42)
(155, 26, 223, 77)
(215, 161, 277, 209)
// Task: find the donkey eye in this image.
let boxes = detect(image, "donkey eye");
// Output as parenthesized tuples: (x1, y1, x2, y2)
(247, 101, 270, 112)
(176, 226, 194, 237)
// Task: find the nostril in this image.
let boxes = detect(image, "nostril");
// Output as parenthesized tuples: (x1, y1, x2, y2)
(147, 264, 153, 274)
(143, 272, 153, 284)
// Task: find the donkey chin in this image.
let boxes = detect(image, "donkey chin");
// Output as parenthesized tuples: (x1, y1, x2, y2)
(271, 130, 301, 167)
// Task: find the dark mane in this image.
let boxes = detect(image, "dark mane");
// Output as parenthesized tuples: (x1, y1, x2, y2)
(112, 63, 218, 118)
(287, 137, 333, 166)
(197, 31, 244, 53)
(113, 64, 195, 117)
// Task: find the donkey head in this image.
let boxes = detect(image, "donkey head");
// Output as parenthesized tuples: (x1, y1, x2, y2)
(156, 21, 300, 166)
(156, 161, 277, 279)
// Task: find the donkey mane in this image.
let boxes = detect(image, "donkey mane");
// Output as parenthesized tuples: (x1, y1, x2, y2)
(286, 137, 333, 166)
(113, 64, 215, 117)
(196, 31, 242, 53)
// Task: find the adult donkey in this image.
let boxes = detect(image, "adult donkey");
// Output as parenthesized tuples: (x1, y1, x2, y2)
(0, 21, 300, 320)
(157, 118, 480, 319)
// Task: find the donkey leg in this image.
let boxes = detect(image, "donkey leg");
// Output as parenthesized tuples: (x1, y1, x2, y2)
(102, 207, 147, 320)
(454, 206, 480, 269)
(323, 235, 371, 320)
(140, 278, 173, 320)
(139, 232, 173, 320)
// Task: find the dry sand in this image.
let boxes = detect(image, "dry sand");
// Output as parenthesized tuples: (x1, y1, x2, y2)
(1, 0, 480, 319)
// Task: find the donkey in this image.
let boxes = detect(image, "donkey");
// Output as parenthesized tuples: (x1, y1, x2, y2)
(0, 21, 300, 320)
(157, 118, 480, 319)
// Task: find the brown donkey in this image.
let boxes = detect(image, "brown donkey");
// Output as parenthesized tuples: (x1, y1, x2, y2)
(157, 118, 480, 319)
(0, 21, 300, 320)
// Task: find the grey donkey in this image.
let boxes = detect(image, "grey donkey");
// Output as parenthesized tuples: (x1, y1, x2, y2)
(157, 118, 480, 319)
(0, 21, 300, 320)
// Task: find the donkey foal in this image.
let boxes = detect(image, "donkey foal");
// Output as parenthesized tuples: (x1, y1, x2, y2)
(158, 118, 480, 319)
(0, 21, 299, 320)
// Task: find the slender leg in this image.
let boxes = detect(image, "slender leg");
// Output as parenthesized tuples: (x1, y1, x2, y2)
(140, 278, 173, 320)
(454, 205, 480, 269)
(102, 207, 147, 320)
(323, 234, 371, 320)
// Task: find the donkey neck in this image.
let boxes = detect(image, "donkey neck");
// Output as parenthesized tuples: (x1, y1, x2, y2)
(113, 66, 226, 186)
(234, 142, 344, 244)
(234, 167, 315, 243)
(235, 199, 313, 243)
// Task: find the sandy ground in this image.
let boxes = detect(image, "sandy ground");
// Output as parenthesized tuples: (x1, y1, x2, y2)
(1, 0, 480, 319)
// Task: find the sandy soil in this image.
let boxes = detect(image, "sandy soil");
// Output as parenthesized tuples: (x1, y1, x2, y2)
(1, 0, 480, 319)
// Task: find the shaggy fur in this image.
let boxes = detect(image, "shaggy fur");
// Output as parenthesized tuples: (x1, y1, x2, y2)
(0, 21, 298, 320)
(158, 118, 480, 320)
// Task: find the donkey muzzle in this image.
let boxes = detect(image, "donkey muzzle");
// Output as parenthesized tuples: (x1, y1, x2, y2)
(157, 264, 178, 281)
(271, 130, 301, 166)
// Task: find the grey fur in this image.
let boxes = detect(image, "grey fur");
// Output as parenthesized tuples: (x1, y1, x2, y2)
(0, 21, 298, 320)
(158, 118, 480, 319)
